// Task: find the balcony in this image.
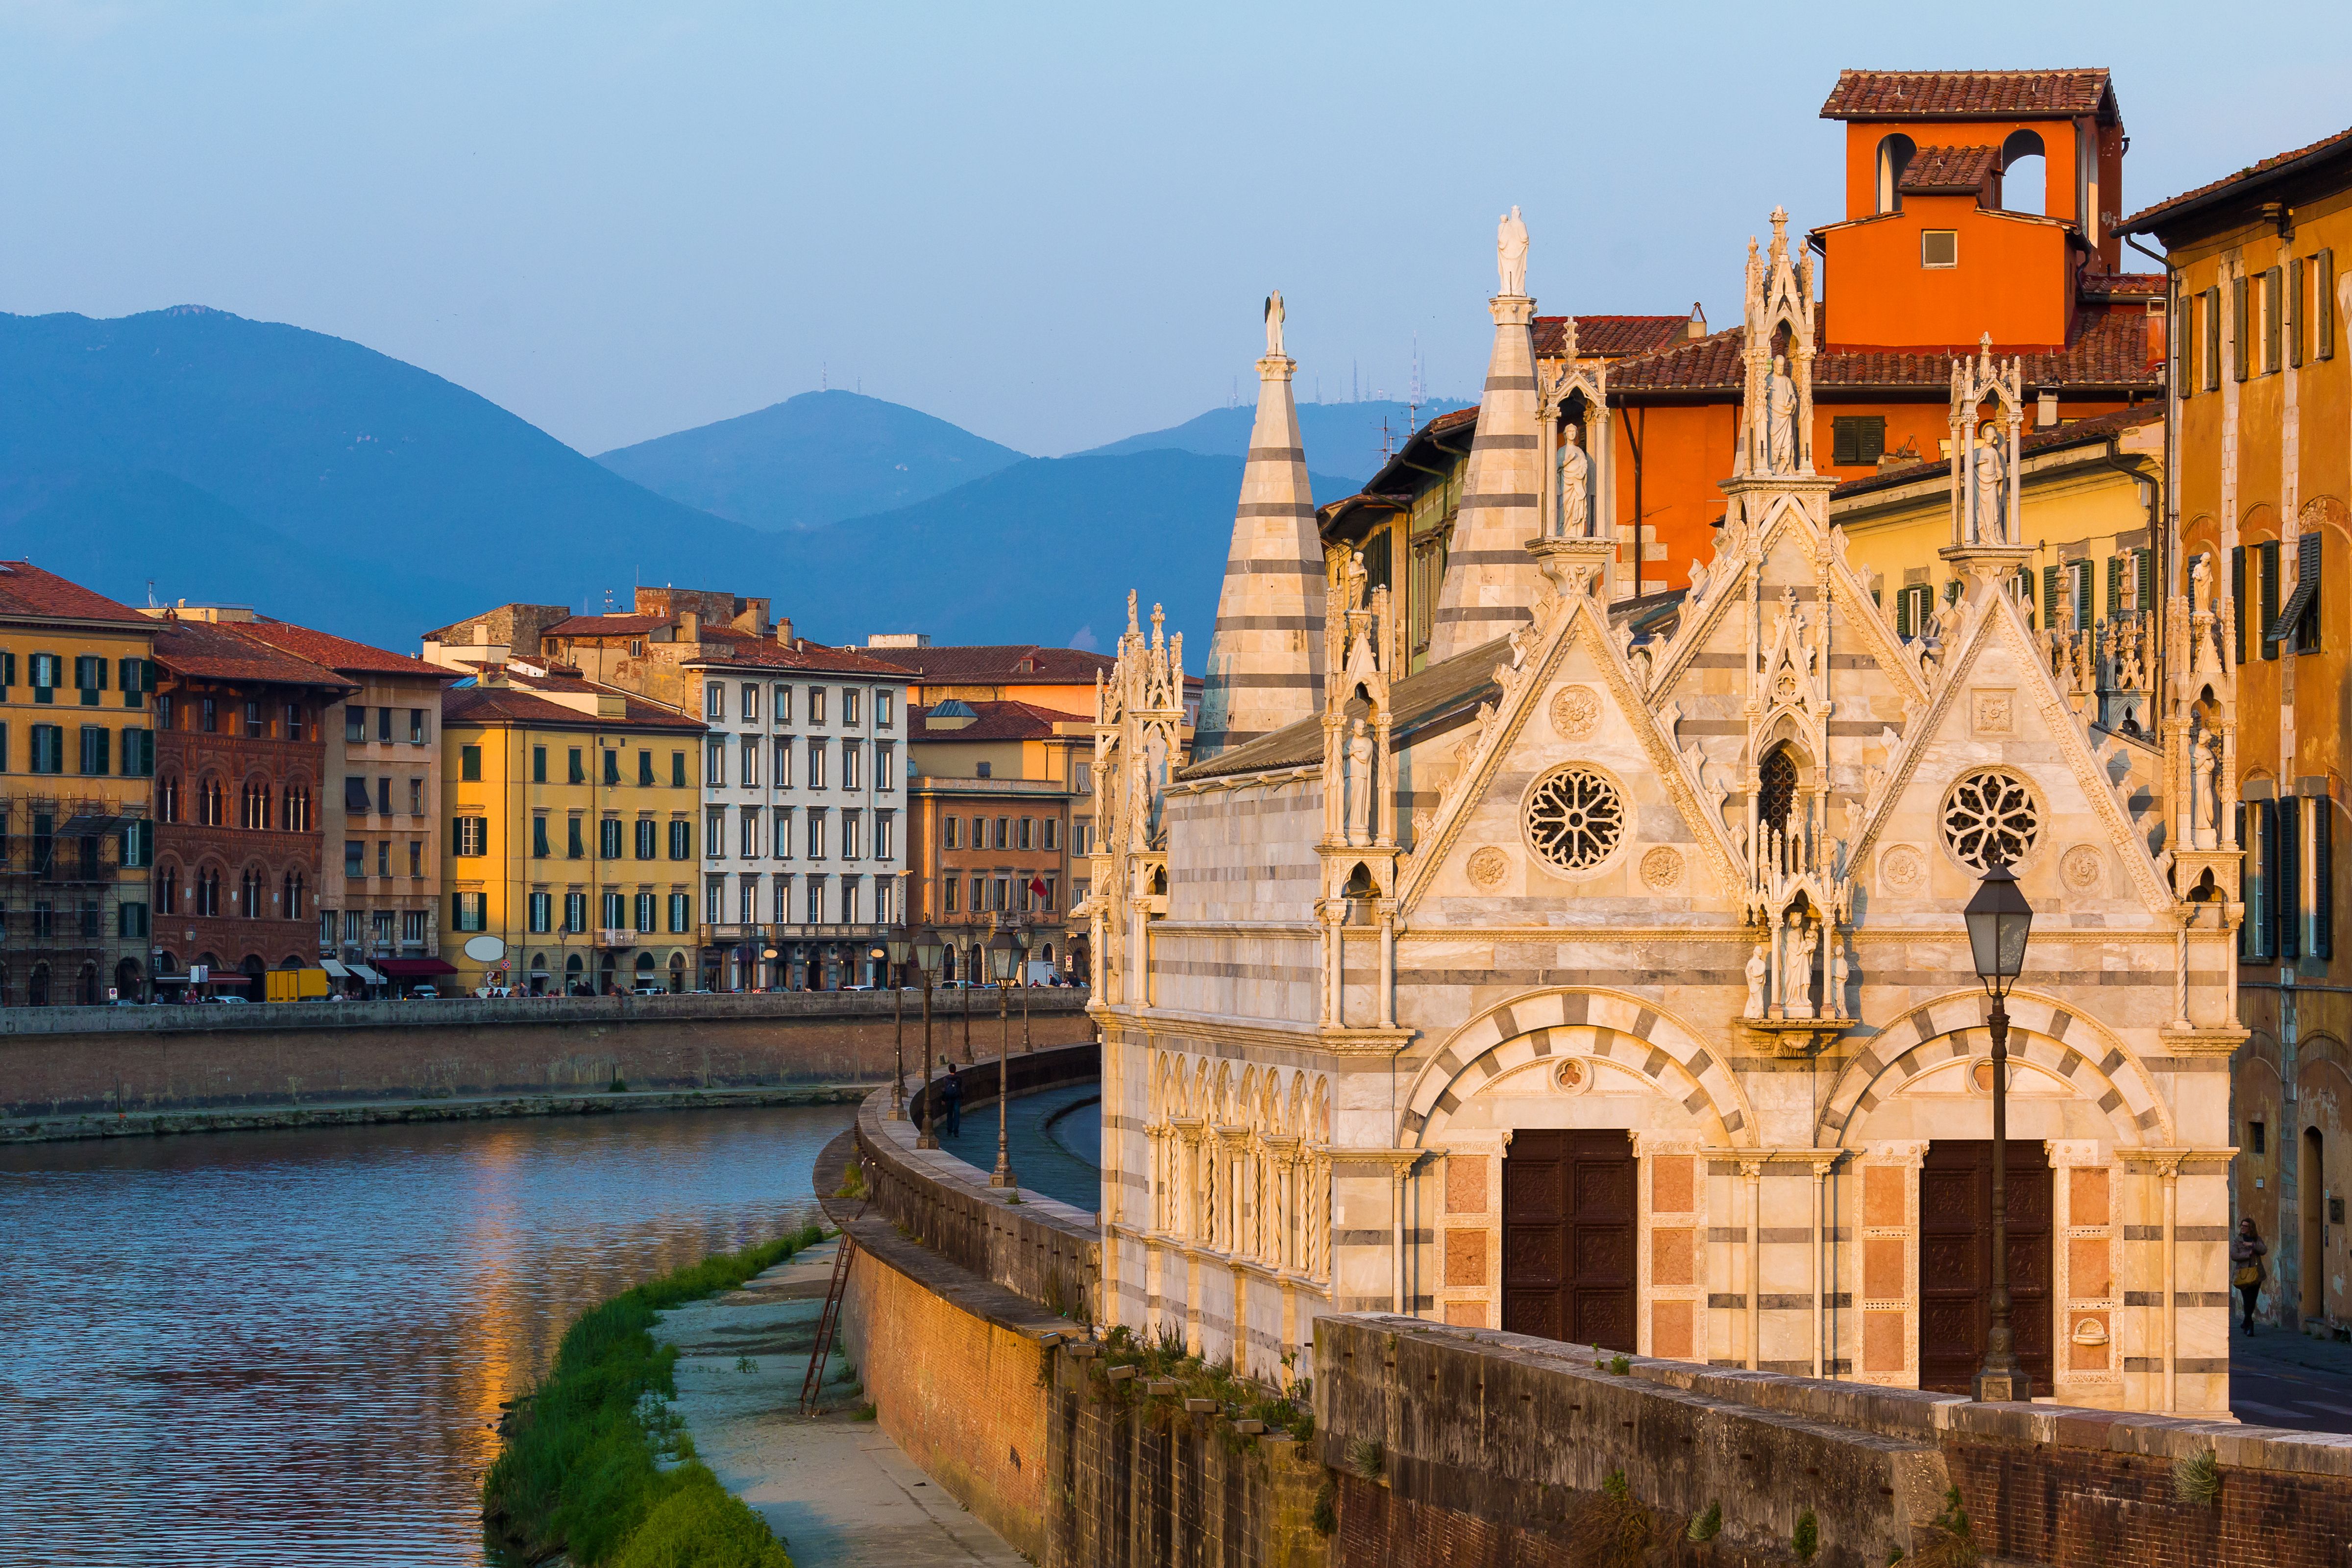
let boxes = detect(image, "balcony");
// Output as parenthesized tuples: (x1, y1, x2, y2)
(594, 927, 637, 948)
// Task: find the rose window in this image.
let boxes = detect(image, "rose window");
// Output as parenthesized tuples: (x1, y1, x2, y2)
(1525, 767, 1625, 872)
(1942, 770, 2039, 871)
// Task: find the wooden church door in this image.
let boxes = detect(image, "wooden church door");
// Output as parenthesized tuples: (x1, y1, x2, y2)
(1918, 1138, 2054, 1394)
(1502, 1128, 1638, 1351)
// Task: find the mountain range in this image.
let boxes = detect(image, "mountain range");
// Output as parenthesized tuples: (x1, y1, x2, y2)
(0, 305, 1409, 655)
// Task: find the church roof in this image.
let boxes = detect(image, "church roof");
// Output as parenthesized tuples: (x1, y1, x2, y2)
(1898, 145, 2000, 195)
(1819, 69, 2117, 124)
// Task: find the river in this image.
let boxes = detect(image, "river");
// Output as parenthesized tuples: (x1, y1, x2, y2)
(0, 1105, 852, 1567)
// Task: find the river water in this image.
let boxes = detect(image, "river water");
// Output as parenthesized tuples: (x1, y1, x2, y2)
(0, 1105, 852, 1567)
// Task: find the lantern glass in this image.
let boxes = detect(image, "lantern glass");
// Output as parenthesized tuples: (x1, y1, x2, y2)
(885, 927, 912, 966)
(1962, 861, 2034, 992)
(988, 930, 1019, 983)
(914, 927, 944, 973)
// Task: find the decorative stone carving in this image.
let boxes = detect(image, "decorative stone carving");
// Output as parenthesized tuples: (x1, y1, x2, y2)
(2192, 731, 2220, 850)
(1744, 940, 1769, 1017)
(1553, 1057, 1590, 1094)
(1550, 685, 1601, 741)
(1524, 766, 1625, 874)
(1496, 206, 1529, 296)
(1466, 845, 1509, 890)
(1970, 428, 2009, 545)
(2060, 844, 2106, 894)
(1942, 769, 2040, 871)
(1640, 846, 1684, 891)
(1880, 844, 1926, 896)
(1557, 425, 1590, 538)
(1764, 354, 1799, 473)
(1971, 687, 2014, 735)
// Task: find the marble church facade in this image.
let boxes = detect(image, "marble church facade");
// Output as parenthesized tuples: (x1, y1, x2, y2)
(1080, 210, 2243, 1415)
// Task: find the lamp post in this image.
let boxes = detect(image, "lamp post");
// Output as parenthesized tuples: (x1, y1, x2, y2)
(987, 926, 1021, 1191)
(1015, 924, 1033, 1052)
(961, 932, 974, 1063)
(884, 928, 911, 1120)
(1964, 857, 2035, 1402)
(914, 926, 944, 1148)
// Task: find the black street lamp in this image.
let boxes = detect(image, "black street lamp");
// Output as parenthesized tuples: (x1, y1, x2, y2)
(987, 926, 1021, 1192)
(1015, 925, 1033, 1053)
(884, 927, 912, 1120)
(1964, 857, 2035, 1402)
(914, 926, 944, 1149)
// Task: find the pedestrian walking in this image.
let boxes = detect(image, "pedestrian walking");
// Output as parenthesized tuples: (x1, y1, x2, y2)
(939, 1064, 964, 1138)
(2232, 1216, 2269, 1334)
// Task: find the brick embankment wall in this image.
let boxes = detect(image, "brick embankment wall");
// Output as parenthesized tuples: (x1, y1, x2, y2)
(861, 1040, 1102, 1314)
(1320, 1313, 2352, 1568)
(0, 989, 1094, 1118)
(1043, 1362, 1325, 1568)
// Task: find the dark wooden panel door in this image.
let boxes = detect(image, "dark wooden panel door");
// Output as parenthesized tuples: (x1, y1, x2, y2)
(1502, 1128, 1637, 1352)
(1919, 1138, 2053, 1395)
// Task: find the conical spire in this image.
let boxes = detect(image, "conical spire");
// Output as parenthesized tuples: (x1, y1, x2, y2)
(1194, 292, 1325, 760)
(1428, 207, 1547, 662)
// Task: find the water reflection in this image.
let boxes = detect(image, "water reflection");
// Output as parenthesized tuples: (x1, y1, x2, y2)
(0, 1106, 849, 1567)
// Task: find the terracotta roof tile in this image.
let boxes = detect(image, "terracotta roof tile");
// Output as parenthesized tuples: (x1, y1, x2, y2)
(0, 561, 150, 625)
(542, 613, 669, 637)
(1534, 315, 1697, 358)
(441, 683, 705, 733)
(237, 618, 454, 681)
(1900, 144, 1999, 194)
(686, 634, 914, 677)
(1820, 69, 2115, 122)
(2121, 122, 2352, 234)
(1831, 403, 2162, 500)
(913, 699, 1090, 743)
(152, 617, 355, 690)
(860, 644, 1119, 685)
(2079, 270, 2167, 298)
(1609, 309, 2159, 394)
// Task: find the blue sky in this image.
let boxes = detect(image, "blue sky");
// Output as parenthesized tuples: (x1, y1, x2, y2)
(0, 1, 2343, 458)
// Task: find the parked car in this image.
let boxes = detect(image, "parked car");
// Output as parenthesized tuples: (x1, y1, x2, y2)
(410, 985, 441, 1000)
(205, 994, 250, 1004)
(631, 984, 666, 996)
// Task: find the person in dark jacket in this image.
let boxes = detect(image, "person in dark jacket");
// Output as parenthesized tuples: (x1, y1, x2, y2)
(2232, 1217, 2269, 1334)
(938, 1065, 964, 1138)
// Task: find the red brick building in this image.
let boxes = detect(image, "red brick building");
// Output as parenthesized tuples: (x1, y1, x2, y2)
(148, 612, 351, 995)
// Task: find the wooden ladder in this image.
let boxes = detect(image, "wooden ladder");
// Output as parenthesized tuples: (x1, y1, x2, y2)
(800, 1210, 863, 1416)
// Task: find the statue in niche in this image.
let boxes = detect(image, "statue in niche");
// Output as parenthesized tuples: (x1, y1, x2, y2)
(1745, 940, 1770, 1018)
(1782, 909, 1817, 1017)
(1345, 719, 1375, 847)
(1971, 424, 2010, 544)
(1264, 291, 1286, 358)
(2191, 551, 2213, 612)
(1557, 423, 1591, 537)
(1497, 206, 1529, 296)
(1764, 354, 1799, 472)
(1827, 938, 1849, 1020)
(2192, 730, 2220, 850)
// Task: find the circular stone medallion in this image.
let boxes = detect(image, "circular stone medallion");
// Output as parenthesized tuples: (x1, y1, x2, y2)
(1467, 845, 1510, 889)
(1549, 685, 1602, 741)
(1880, 844, 1926, 894)
(1639, 846, 1684, 890)
(2060, 844, 2105, 892)
(1555, 1058, 1590, 1093)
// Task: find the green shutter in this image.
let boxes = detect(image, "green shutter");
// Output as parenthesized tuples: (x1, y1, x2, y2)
(2179, 294, 2196, 393)
(2321, 250, 2337, 360)
(2042, 564, 2062, 631)
(0, 651, 12, 687)
(2206, 286, 2225, 389)
(2289, 256, 2306, 368)
(2262, 539, 2282, 659)
(2136, 548, 2154, 614)
(2074, 565, 2092, 631)
(2298, 532, 2323, 653)
(2233, 545, 2248, 662)
(2266, 266, 2284, 373)
(2260, 800, 2280, 959)
(2233, 275, 2251, 382)
(2281, 796, 2303, 962)
(2106, 555, 2123, 617)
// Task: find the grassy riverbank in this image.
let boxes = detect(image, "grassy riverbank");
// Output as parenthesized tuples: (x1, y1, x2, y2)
(483, 1223, 826, 1567)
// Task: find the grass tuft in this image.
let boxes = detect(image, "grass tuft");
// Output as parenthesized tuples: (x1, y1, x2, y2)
(482, 1223, 823, 1566)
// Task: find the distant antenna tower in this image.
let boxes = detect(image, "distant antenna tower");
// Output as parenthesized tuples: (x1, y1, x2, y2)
(1352, 360, 1359, 403)
(821, 361, 828, 392)
(602, 588, 615, 613)
(1379, 416, 1394, 461)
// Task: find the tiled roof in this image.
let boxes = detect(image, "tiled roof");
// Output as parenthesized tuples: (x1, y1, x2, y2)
(0, 562, 150, 626)
(2120, 123, 2352, 235)
(1609, 309, 2159, 394)
(2079, 270, 2167, 299)
(152, 617, 355, 690)
(913, 699, 1090, 742)
(1900, 145, 1999, 195)
(860, 643, 1119, 685)
(1819, 69, 2115, 122)
(441, 683, 705, 733)
(541, 613, 669, 637)
(1830, 403, 2162, 500)
(686, 631, 914, 677)
(237, 618, 454, 681)
(1535, 315, 1696, 358)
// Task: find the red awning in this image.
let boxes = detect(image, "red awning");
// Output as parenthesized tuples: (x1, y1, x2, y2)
(374, 957, 458, 978)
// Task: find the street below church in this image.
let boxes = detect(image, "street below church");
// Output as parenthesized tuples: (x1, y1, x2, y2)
(2230, 1326, 2352, 1432)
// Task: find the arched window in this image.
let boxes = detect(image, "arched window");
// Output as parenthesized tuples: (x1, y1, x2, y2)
(240, 868, 264, 918)
(241, 781, 271, 831)
(158, 774, 181, 824)
(1758, 745, 1800, 833)
(1875, 134, 1917, 214)
(283, 872, 305, 920)
(196, 868, 221, 918)
(199, 777, 225, 828)
(283, 783, 313, 833)
(1999, 129, 2047, 216)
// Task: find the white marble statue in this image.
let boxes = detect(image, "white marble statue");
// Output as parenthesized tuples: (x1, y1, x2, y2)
(2193, 730, 2220, 850)
(2192, 551, 2213, 613)
(1971, 426, 2009, 544)
(1497, 206, 1529, 296)
(1783, 910, 1816, 1017)
(1764, 354, 1798, 472)
(1557, 424, 1590, 537)
(1346, 719, 1374, 846)
(1745, 941, 1770, 1017)
(1828, 938, 1849, 1020)
(1264, 291, 1285, 358)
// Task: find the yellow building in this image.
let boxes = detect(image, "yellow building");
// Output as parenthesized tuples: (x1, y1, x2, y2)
(439, 664, 705, 995)
(0, 562, 161, 1004)
(1832, 406, 2165, 729)
(2124, 125, 2352, 1329)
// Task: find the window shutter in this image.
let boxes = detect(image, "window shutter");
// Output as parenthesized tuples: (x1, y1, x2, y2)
(2206, 286, 2224, 388)
(2232, 545, 2248, 663)
(2042, 564, 2062, 631)
(2300, 531, 2324, 652)
(2236, 803, 2252, 959)
(2135, 548, 2154, 613)
(2262, 539, 2282, 659)
(2262, 799, 2282, 960)
(2073, 564, 2092, 631)
(2321, 250, 2337, 360)
(2318, 801, 2336, 961)
(2233, 274, 2251, 382)
(0, 651, 13, 686)
(2289, 257, 2306, 368)
(2179, 294, 2197, 393)
(2281, 796, 2303, 961)
(1833, 418, 1855, 466)
(2264, 266, 2283, 371)
(2106, 555, 2122, 617)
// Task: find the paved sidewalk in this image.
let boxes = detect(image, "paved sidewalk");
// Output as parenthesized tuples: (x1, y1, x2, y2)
(654, 1239, 1024, 1568)
(2231, 1319, 2352, 1432)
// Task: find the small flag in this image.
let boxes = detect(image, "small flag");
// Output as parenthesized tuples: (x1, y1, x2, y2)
(1028, 876, 1048, 898)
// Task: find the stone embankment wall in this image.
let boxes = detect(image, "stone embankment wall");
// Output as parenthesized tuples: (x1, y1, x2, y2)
(1318, 1313, 2352, 1568)
(861, 1040, 1102, 1312)
(0, 988, 1094, 1119)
